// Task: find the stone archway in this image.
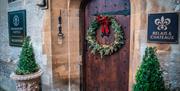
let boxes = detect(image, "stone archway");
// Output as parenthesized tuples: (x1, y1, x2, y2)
(68, 0, 146, 91)
(79, 0, 136, 91)
(50, 0, 179, 90)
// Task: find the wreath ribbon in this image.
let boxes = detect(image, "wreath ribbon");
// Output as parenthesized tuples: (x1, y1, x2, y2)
(96, 15, 110, 36)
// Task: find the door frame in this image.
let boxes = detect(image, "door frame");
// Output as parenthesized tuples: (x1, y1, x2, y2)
(79, 1, 90, 91)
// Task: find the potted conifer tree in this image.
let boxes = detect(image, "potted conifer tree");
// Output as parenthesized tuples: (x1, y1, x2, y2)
(10, 36, 43, 91)
(133, 47, 168, 91)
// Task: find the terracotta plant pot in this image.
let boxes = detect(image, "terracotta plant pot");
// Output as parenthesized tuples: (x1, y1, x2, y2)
(10, 69, 43, 91)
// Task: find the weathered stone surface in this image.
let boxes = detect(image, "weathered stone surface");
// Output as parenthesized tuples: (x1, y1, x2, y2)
(130, 0, 180, 91)
(0, 61, 16, 91)
(0, 0, 51, 90)
(0, 0, 45, 65)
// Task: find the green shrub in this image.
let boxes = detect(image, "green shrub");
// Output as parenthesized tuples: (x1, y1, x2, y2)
(133, 47, 166, 91)
(15, 36, 39, 75)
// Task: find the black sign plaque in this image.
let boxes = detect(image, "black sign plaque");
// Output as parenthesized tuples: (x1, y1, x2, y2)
(8, 10, 26, 47)
(148, 13, 179, 44)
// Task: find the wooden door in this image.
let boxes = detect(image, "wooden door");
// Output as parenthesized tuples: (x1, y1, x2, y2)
(83, 0, 130, 91)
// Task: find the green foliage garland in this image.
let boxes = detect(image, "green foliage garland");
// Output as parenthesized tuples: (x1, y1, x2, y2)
(16, 36, 39, 75)
(86, 16, 125, 58)
(133, 47, 167, 91)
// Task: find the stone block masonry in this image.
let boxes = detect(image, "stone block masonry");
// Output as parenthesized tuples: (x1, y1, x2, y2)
(0, 61, 16, 91)
(0, 0, 49, 90)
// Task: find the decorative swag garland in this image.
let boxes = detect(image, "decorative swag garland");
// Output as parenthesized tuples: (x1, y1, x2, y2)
(86, 15, 125, 58)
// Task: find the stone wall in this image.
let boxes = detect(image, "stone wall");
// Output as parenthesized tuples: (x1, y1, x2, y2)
(0, 0, 45, 63)
(130, 0, 180, 91)
(0, 61, 16, 91)
(0, 0, 50, 90)
(50, 0, 81, 90)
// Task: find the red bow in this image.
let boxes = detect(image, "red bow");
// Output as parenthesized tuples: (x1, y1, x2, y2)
(96, 15, 110, 36)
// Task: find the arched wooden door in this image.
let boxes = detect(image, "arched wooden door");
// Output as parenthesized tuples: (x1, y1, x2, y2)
(83, 0, 130, 91)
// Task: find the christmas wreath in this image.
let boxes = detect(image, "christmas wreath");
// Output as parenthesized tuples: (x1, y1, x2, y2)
(86, 15, 125, 58)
